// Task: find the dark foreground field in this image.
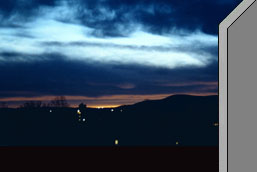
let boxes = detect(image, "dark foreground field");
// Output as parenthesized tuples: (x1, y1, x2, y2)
(0, 147, 218, 171)
(0, 95, 218, 146)
(0, 95, 219, 171)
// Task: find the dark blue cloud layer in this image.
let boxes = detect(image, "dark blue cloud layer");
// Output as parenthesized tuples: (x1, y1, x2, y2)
(0, 0, 242, 35)
(0, 53, 217, 98)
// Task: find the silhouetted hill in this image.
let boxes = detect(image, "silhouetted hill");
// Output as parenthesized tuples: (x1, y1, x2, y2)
(114, 95, 218, 146)
(0, 95, 218, 146)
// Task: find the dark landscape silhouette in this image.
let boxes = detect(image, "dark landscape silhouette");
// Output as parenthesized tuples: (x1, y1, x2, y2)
(0, 95, 218, 146)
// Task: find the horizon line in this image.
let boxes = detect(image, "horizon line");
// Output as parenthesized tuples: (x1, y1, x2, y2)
(0, 93, 218, 109)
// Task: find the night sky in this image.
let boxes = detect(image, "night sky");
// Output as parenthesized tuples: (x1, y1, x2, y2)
(0, 0, 241, 107)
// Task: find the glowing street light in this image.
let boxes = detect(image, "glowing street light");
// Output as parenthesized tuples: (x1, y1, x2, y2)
(111, 109, 114, 112)
(115, 139, 119, 145)
(77, 109, 81, 115)
(214, 123, 219, 127)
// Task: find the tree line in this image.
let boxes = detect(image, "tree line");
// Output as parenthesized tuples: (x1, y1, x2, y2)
(0, 96, 69, 109)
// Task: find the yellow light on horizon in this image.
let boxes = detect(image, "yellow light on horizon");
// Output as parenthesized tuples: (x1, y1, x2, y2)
(87, 105, 120, 109)
(176, 141, 179, 145)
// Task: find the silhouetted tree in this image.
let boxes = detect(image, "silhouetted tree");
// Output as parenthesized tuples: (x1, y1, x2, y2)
(0, 102, 8, 108)
(21, 101, 42, 109)
(79, 103, 87, 110)
(50, 96, 69, 108)
(79, 103, 87, 113)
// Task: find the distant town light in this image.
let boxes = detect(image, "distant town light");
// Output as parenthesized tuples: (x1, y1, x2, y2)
(77, 109, 81, 115)
(120, 109, 123, 112)
(82, 118, 86, 122)
(176, 141, 179, 145)
(115, 139, 119, 145)
(214, 123, 219, 127)
(78, 119, 81, 122)
(111, 109, 114, 112)
(50, 110, 52, 113)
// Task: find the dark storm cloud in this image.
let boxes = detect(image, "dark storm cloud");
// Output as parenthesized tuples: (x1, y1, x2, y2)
(66, 0, 242, 36)
(0, 0, 242, 35)
(0, 0, 56, 16)
(0, 53, 217, 98)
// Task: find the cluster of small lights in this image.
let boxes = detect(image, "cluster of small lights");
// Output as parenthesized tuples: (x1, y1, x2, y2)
(77, 109, 87, 122)
(78, 118, 86, 122)
(97, 107, 104, 109)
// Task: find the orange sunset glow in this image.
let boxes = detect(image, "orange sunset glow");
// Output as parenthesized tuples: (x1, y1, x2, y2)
(0, 92, 217, 108)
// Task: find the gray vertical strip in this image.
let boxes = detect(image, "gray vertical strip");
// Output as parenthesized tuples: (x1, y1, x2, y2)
(219, 25, 228, 172)
(219, 0, 257, 172)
